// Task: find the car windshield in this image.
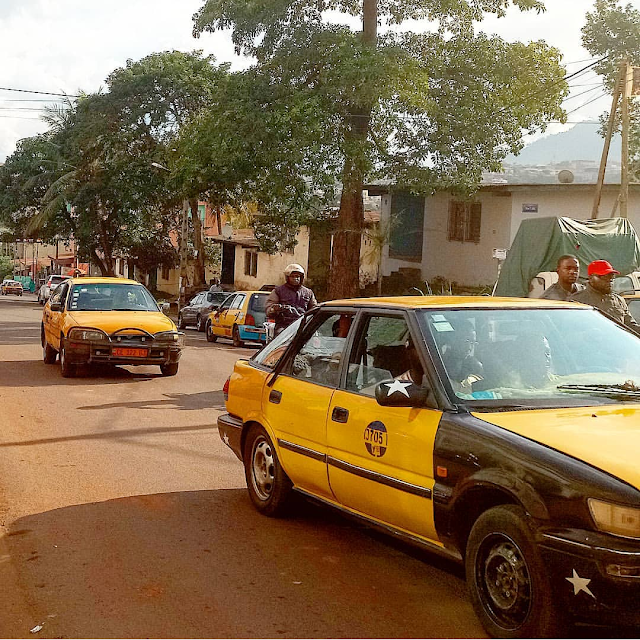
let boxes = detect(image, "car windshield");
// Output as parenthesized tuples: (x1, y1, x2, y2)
(417, 307, 640, 408)
(68, 283, 159, 312)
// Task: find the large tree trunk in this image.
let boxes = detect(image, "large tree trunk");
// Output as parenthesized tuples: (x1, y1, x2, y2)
(190, 197, 206, 286)
(91, 247, 109, 276)
(328, 0, 377, 300)
(96, 202, 115, 276)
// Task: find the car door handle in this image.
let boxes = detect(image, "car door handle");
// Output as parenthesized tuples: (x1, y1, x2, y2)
(331, 407, 349, 423)
(269, 390, 282, 404)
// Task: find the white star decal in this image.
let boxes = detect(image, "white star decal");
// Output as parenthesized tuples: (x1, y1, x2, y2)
(566, 569, 595, 599)
(384, 380, 412, 397)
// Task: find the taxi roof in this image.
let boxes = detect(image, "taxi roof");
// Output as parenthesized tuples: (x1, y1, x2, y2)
(68, 277, 143, 286)
(321, 295, 586, 309)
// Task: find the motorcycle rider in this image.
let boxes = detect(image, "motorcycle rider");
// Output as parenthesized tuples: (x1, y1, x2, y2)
(266, 264, 318, 335)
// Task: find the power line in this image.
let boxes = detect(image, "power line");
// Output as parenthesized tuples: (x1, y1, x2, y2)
(564, 90, 608, 116)
(0, 87, 80, 98)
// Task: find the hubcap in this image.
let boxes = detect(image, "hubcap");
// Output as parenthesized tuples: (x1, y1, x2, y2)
(478, 535, 531, 630)
(251, 437, 275, 501)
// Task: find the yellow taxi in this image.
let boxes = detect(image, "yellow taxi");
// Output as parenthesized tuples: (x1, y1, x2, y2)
(219, 296, 640, 637)
(41, 277, 183, 378)
(205, 290, 268, 346)
(1, 279, 23, 296)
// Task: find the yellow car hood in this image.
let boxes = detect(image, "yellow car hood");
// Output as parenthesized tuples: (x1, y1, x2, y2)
(475, 406, 640, 491)
(66, 311, 176, 335)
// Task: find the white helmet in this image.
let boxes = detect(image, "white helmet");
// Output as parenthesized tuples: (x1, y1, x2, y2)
(284, 263, 305, 277)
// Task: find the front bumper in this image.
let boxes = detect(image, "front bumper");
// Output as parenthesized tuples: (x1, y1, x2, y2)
(218, 413, 243, 461)
(63, 337, 182, 367)
(540, 527, 640, 626)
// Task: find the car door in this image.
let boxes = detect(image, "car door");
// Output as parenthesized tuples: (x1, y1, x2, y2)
(223, 293, 246, 336)
(45, 282, 71, 350)
(326, 311, 442, 543)
(212, 294, 236, 337)
(263, 310, 354, 501)
(184, 294, 202, 324)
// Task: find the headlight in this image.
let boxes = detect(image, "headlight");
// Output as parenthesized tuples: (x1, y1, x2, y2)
(588, 498, 640, 539)
(154, 331, 184, 346)
(67, 328, 107, 341)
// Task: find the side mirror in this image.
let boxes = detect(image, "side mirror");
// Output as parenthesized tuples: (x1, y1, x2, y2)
(50, 301, 62, 312)
(160, 302, 170, 312)
(375, 380, 429, 408)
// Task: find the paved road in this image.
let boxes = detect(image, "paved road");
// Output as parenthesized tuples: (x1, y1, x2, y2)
(0, 294, 631, 638)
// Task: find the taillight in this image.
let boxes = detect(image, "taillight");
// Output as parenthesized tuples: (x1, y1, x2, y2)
(223, 377, 230, 401)
(245, 314, 255, 326)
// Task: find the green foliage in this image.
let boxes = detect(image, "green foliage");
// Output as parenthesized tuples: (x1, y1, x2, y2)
(582, 0, 640, 180)
(0, 255, 13, 281)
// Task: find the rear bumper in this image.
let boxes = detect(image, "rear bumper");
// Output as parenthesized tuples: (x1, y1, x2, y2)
(218, 413, 243, 461)
(238, 325, 266, 342)
(64, 339, 182, 366)
(540, 527, 640, 626)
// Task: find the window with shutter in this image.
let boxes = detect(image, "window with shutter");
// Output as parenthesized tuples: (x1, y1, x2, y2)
(448, 201, 481, 243)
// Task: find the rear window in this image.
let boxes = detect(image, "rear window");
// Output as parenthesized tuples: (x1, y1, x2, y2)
(50, 276, 69, 285)
(249, 293, 267, 313)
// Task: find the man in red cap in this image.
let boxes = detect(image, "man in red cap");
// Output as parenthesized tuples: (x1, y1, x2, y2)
(570, 260, 640, 332)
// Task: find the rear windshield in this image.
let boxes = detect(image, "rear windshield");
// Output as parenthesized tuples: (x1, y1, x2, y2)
(50, 276, 69, 285)
(249, 294, 267, 313)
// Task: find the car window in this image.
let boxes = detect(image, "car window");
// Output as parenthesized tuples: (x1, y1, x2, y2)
(231, 294, 246, 310)
(248, 293, 267, 313)
(627, 299, 640, 324)
(189, 294, 200, 306)
(346, 315, 412, 396)
(219, 295, 235, 311)
(51, 282, 70, 306)
(195, 293, 206, 305)
(288, 312, 352, 387)
(613, 275, 635, 294)
(252, 317, 302, 369)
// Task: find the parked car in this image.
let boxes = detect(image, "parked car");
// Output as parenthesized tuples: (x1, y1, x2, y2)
(178, 290, 232, 331)
(38, 274, 72, 304)
(219, 295, 640, 637)
(41, 277, 183, 378)
(205, 291, 268, 346)
(1, 279, 23, 296)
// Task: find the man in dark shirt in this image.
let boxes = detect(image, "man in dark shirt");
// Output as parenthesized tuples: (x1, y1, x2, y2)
(540, 255, 585, 300)
(266, 263, 318, 334)
(570, 260, 640, 333)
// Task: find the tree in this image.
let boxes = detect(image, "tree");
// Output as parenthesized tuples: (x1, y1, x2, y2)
(582, 0, 640, 181)
(193, 0, 567, 298)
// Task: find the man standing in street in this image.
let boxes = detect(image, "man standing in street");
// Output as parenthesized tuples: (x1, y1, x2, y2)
(540, 255, 585, 300)
(570, 260, 640, 333)
(266, 263, 318, 335)
(208, 278, 222, 292)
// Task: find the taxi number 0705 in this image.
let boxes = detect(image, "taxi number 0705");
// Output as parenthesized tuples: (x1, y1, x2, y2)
(364, 427, 387, 446)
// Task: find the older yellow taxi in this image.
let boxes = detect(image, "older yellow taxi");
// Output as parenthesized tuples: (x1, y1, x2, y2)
(219, 296, 640, 638)
(41, 277, 183, 377)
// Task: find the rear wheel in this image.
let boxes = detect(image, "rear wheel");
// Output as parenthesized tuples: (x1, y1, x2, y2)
(243, 424, 293, 516)
(59, 343, 77, 378)
(160, 362, 179, 376)
(196, 314, 205, 332)
(466, 505, 565, 638)
(232, 325, 244, 347)
(206, 320, 218, 343)
(41, 326, 57, 364)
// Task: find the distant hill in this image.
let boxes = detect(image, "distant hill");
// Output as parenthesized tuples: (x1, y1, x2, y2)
(506, 122, 621, 165)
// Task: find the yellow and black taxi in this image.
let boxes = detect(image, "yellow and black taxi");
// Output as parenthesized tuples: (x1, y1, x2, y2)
(219, 296, 640, 637)
(205, 290, 268, 346)
(1, 279, 23, 296)
(41, 277, 183, 378)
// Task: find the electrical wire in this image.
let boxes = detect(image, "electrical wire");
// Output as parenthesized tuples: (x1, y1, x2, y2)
(0, 87, 80, 98)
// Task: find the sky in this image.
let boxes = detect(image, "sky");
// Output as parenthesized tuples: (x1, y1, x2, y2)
(0, 0, 629, 162)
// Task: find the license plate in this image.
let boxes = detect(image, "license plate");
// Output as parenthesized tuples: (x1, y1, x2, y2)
(112, 347, 148, 357)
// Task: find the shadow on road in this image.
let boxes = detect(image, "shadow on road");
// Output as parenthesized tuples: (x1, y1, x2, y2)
(0, 490, 483, 639)
(76, 389, 226, 412)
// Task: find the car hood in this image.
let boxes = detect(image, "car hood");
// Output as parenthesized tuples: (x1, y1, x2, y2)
(475, 405, 640, 490)
(66, 311, 176, 335)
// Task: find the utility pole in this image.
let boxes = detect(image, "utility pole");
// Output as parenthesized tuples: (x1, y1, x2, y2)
(178, 199, 189, 314)
(620, 59, 633, 219)
(591, 62, 625, 219)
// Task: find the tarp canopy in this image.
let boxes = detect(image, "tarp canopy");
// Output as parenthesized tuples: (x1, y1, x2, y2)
(494, 217, 640, 297)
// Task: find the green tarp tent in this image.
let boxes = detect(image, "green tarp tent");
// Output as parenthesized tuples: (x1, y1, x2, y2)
(494, 217, 640, 297)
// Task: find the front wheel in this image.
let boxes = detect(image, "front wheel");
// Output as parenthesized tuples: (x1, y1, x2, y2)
(59, 343, 77, 378)
(196, 315, 205, 332)
(160, 361, 179, 376)
(465, 505, 565, 638)
(205, 320, 217, 343)
(177, 313, 185, 330)
(232, 325, 244, 347)
(243, 424, 293, 517)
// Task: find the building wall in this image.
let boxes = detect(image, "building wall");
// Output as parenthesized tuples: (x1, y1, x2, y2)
(381, 185, 640, 289)
(232, 227, 311, 291)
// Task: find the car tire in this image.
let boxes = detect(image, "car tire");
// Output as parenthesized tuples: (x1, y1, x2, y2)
(177, 313, 186, 330)
(243, 424, 293, 517)
(160, 362, 179, 376)
(196, 315, 205, 332)
(466, 504, 565, 638)
(59, 342, 77, 378)
(206, 320, 217, 343)
(232, 325, 244, 347)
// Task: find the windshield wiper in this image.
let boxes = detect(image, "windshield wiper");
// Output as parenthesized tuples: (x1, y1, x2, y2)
(557, 382, 640, 399)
